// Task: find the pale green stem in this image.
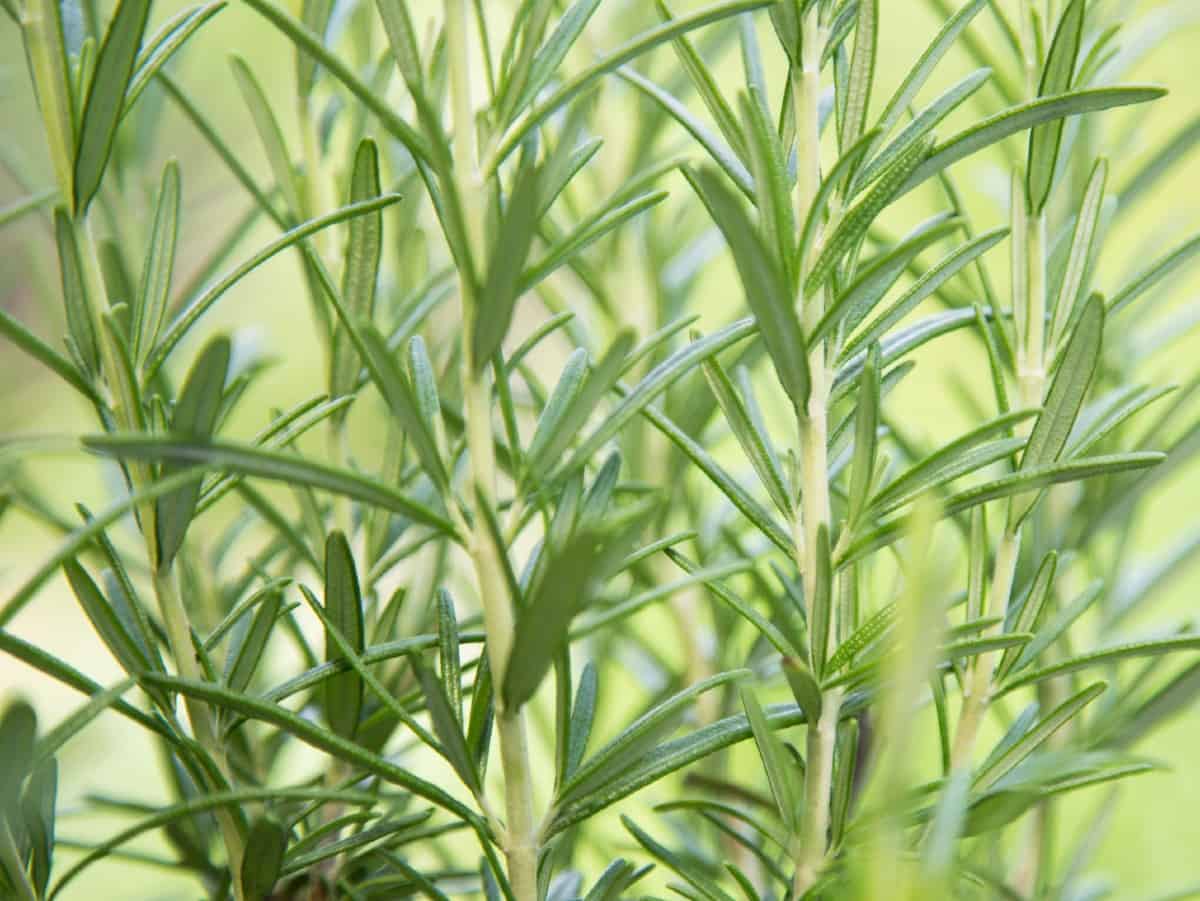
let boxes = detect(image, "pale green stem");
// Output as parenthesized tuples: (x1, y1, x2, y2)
(74, 209, 249, 898)
(792, 687, 843, 898)
(20, 0, 76, 208)
(950, 526, 1021, 770)
(952, 0, 1048, 780)
(153, 570, 247, 893)
(446, 3, 538, 896)
(1020, 211, 1048, 410)
(790, 8, 841, 897)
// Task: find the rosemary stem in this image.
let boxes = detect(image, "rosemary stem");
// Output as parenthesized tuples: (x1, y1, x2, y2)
(447, 2, 538, 895)
(792, 7, 840, 896)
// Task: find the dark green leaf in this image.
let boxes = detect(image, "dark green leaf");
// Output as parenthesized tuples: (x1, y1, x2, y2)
(156, 335, 231, 570)
(899, 87, 1167, 199)
(54, 208, 101, 376)
(504, 528, 604, 710)
(241, 815, 288, 900)
(323, 531, 364, 740)
(74, 0, 152, 213)
(88, 435, 457, 536)
(1027, 0, 1086, 213)
(473, 144, 541, 371)
(224, 588, 283, 693)
(685, 169, 809, 410)
(330, 139, 384, 416)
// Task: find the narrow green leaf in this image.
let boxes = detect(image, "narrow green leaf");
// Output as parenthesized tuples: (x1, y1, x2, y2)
(666, 550, 798, 657)
(231, 55, 303, 217)
(854, 68, 991, 195)
(559, 318, 756, 480)
(436, 589, 462, 723)
(848, 344, 881, 526)
(739, 686, 796, 835)
(547, 700, 826, 836)
(874, 0, 987, 143)
(224, 588, 282, 693)
(504, 528, 604, 710)
(530, 331, 634, 480)
(296, 0, 335, 95)
(20, 758, 57, 897)
(559, 669, 752, 807)
(147, 194, 402, 378)
(975, 681, 1106, 790)
(619, 67, 753, 197)
(1012, 580, 1103, 675)
(1108, 231, 1200, 315)
(685, 169, 809, 410)
(410, 656, 481, 795)
(329, 139, 384, 417)
(125, 2, 227, 114)
(702, 355, 791, 517)
(639, 403, 793, 555)
(372, 0, 421, 91)
(806, 136, 932, 296)
(242, 0, 433, 166)
(814, 213, 961, 345)
(528, 349, 588, 470)
(0, 306, 97, 403)
(472, 144, 540, 370)
(73, 0, 152, 213)
(323, 532, 364, 741)
(840, 0, 877, 151)
(155, 335, 231, 570)
(868, 409, 1037, 516)
(1000, 637, 1200, 694)
(843, 453, 1163, 565)
(20, 0, 76, 203)
(0, 699, 36, 811)
(995, 552, 1057, 681)
(565, 662, 598, 782)
(898, 87, 1167, 199)
(843, 227, 1008, 358)
(1027, 0, 1086, 213)
(827, 603, 897, 674)
(740, 88, 795, 283)
(622, 817, 738, 901)
(797, 128, 880, 276)
(517, 0, 604, 114)
(0, 188, 57, 229)
(488, 0, 774, 173)
(53, 209, 101, 376)
(241, 816, 288, 900)
(657, 0, 745, 156)
(783, 657, 822, 724)
(1050, 159, 1106, 345)
(133, 161, 181, 365)
(0, 628, 169, 738)
(62, 559, 153, 680)
(1010, 293, 1104, 526)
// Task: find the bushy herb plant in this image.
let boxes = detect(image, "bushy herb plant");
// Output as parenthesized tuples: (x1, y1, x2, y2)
(3, 0, 1200, 898)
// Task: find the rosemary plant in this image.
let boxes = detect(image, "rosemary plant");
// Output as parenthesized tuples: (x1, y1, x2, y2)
(2, 0, 1200, 898)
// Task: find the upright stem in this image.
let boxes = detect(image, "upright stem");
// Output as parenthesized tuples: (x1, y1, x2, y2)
(74, 216, 248, 895)
(950, 526, 1021, 770)
(446, 3, 538, 896)
(153, 569, 247, 891)
(951, 0, 1048, 781)
(791, 8, 840, 897)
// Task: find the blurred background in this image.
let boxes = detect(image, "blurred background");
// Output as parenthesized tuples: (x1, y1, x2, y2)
(2, 0, 1199, 897)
